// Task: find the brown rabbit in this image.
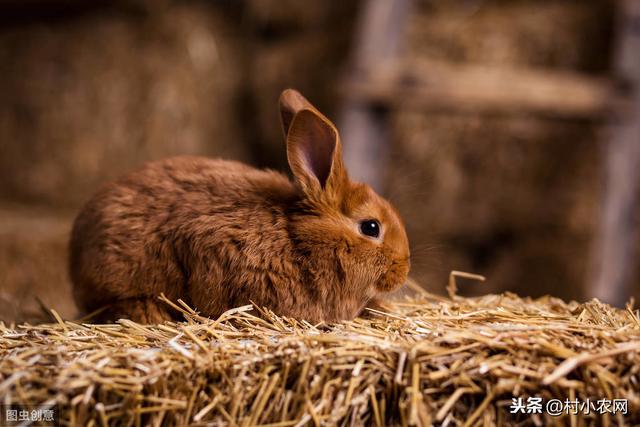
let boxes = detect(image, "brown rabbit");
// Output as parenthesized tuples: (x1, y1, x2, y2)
(69, 89, 410, 323)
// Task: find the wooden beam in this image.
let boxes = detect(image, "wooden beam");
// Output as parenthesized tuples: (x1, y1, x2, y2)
(345, 59, 630, 118)
(339, 0, 413, 192)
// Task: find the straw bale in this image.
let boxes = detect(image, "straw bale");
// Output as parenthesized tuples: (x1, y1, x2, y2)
(1, 283, 638, 426)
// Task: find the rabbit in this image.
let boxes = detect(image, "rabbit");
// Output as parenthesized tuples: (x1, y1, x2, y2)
(69, 89, 410, 324)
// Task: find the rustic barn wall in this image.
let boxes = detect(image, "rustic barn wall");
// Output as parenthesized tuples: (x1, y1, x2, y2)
(388, 0, 624, 301)
(389, 113, 602, 300)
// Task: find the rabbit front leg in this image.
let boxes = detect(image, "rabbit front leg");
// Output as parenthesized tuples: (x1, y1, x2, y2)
(359, 297, 393, 318)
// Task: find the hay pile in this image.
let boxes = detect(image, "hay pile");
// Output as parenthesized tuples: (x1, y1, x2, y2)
(1, 282, 639, 426)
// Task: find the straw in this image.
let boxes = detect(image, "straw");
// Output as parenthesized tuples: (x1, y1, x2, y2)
(0, 286, 639, 425)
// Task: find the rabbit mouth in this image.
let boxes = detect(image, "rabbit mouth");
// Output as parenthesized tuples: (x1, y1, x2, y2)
(376, 259, 410, 292)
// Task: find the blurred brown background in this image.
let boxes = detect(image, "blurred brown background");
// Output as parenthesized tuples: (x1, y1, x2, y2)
(1, 0, 639, 323)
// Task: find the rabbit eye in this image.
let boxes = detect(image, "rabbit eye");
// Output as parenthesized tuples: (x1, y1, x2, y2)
(359, 219, 380, 238)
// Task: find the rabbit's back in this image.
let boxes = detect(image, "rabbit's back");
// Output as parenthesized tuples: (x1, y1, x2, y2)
(70, 155, 300, 319)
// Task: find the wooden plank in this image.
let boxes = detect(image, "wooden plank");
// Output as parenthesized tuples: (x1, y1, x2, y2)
(345, 59, 629, 118)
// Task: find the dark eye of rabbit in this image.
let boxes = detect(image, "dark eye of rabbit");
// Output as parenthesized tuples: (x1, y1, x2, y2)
(359, 219, 381, 238)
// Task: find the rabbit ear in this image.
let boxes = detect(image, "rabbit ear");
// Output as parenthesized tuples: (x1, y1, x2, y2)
(279, 89, 313, 138)
(283, 97, 348, 203)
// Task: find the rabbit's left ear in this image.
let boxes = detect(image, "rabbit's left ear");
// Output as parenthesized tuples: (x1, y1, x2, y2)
(280, 90, 348, 203)
(279, 89, 312, 138)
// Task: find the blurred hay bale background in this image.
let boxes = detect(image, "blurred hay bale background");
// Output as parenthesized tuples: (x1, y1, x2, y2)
(390, 0, 614, 301)
(0, 0, 638, 323)
(0, 1, 249, 207)
(389, 115, 601, 301)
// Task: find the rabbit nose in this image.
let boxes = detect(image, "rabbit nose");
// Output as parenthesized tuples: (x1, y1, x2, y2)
(376, 259, 410, 292)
